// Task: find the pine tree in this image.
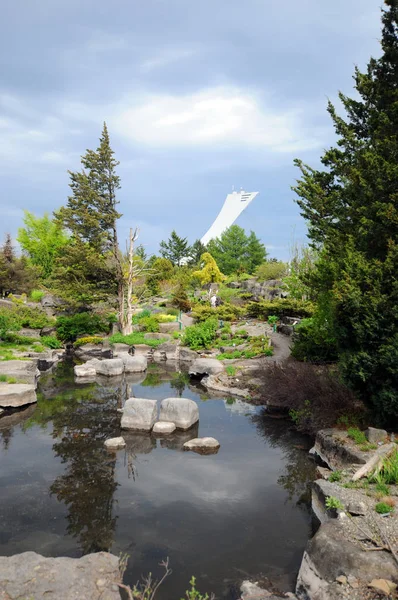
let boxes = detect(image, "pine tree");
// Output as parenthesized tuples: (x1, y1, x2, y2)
(293, 0, 398, 420)
(189, 239, 207, 265)
(207, 225, 265, 275)
(159, 231, 190, 266)
(244, 231, 267, 273)
(192, 252, 225, 285)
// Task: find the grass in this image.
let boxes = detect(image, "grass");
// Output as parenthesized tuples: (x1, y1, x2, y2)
(375, 501, 394, 514)
(375, 481, 390, 496)
(109, 332, 168, 348)
(372, 448, 398, 485)
(359, 442, 377, 452)
(328, 470, 342, 483)
(347, 427, 367, 445)
(225, 365, 237, 377)
(325, 496, 344, 511)
(0, 374, 18, 384)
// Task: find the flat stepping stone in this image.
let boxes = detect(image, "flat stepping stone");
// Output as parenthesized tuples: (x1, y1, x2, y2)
(183, 437, 220, 455)
(0, 383, 37, 408)
(104, 437, 126, 450)
(152, 422, 176, 435)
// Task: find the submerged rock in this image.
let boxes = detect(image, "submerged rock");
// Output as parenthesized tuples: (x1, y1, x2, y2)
(96, 358, 124, 377)
(0, 383, 37, 408)
(121, 398, 157, 431)
(152, 421, 176, 435)
(159, 397, 199, 430)
(183, 437, 220, 455)
(104, 436, 126, 450)
(0, 551, 120, 599)
(189, 358, 224, 377)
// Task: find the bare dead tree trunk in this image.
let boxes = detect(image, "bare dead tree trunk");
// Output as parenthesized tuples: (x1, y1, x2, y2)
(120, 228, 139, 335)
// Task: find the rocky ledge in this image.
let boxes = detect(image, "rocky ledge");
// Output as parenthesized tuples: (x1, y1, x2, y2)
(0, 551, 120, 599)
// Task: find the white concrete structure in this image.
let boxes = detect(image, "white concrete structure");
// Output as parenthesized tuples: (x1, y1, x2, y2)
(201, 189, 259, 245)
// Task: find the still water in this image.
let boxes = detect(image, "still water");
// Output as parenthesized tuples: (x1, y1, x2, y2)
(0, 361, 315, 599)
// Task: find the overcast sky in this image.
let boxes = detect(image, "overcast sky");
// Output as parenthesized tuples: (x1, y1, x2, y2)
(1, 0, 382, 259)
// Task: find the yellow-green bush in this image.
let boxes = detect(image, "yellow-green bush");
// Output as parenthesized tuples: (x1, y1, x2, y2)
(191, 303, 244, 323)
(73, 336, 104, 348)
(246, 299, 315, 319)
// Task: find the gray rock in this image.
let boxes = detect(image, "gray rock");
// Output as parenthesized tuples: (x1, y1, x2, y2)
(153, 342, 178, 361)
(159, 321, 180, 333)
(365, 426, 388, 444)
(74, 343, 104, 360)
(159, 397, 199, 430)
(121, 355, 147, 373)
(112, 342, 132, 354)
(179, 347, 199, 362)
(144, 332, 171, 340)
(40, 325, 57, 337)
(121, 398, 157, 431)
(240, 581, 290, 599)
(104, 436, 126, 450)
(296, 521, 397, 600)
(132, 344, 153, 357)
(152, 421, 176, 435)
(74, 363, 97, 378)
(0, 360, 39, 385)
(95, 358, 124, 377)
(313, 429, 368, 469)
(0, 383, 37, 408)
(346, 501, 367, 516)
(0, 551, 120, 599)
(183, 437, 220, 455)
(189, 358, 224, 377)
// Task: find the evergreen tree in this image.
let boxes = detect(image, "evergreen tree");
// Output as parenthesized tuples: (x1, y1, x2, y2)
(0, 234, 38, 296)
(17, 211, 68, 279)
(192, 252, 225, 285)
(159, 231, 190, 266)
(188, 239, 207, 265)
(54, 124, 122, 306)
(293, 0, 398, 420)
(207, 225, 266, 275)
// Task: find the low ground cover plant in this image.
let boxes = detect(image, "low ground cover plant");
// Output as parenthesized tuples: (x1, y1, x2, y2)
(73, 336, 104, 348)
(109, 332, 167, 348)
(246, 299, 314, 320)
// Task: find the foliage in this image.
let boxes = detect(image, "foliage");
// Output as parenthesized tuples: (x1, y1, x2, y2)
(372, 449, 398, 485)
(0, 234, 39, 296)
(30, 289, 45, 302)
(0, 374, 18, 383)
(73, 336, 104, 348)
(191, 303, 244, 322)
(188, 239, 207, 266)
(291, 312, 338, 364)
(267, 315, 278, 325)
(347, 427, 367, 446)
(375, 481, 390, 496)
(325, 496, 344, 511)
(156, 314, 177, 323)
(17, 211, 68, 278)
(292, 4, 398, 421)
(159, 230, 190, 266)
(0, 308, 21, 339)
(182, 318, 218, 350)
(108, 332, 168, 348)
(328, 471, 342, 483)
(139, 316, 160, 333)
(171, 283, 191, 312)
(41, 335, 63, 349)
(56, 313, 109, 341)
(255, 261, 288, 282)
(207, 225, 266, 275)
(146, 257, 175, 295)
(217, 349, 259, 360)
(225, 365, 237, 376)
(375, 501, 394, 514)
(192, 253, 225, 285)
(246, 299, 314, 320)
(284, 243, 318, 300)
(182, 576, 213, 600)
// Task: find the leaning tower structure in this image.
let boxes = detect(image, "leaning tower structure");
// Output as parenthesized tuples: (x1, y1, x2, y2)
(201, 189, 259, 245)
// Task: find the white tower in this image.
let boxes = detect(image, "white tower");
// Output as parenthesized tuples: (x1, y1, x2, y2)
(201, 189, 259, 246)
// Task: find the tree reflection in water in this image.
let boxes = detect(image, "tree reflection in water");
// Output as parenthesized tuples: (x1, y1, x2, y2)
(251, 409, 315, 508)
(29, 366, 123, 554)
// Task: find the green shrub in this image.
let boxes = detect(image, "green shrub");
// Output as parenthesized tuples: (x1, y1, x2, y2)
(155, 313, 177, 323)
(132, 309, 152, 324)
(217, 350, 257, 360)
(375, 481, 390, 496)
(235, 328, 248, 336)
(0, 374, 6, 382)
(226, 365, 237, 376)
(246, 299, 315, 320)
(41, 335, 63, 349)
(172, 330, 182, 340)
(291, 316, 339, 363)
(109, 332, 167, 348)
(255, 261, 288, 282)
(347, 427, 367, 445)
(0, 309, 22, 339)
(139, 316, 160, 332)
(325, 496, 344, 511)
(183, 576, 212, 600)
(56, 313, 108, 341)
(73, 336, 104, 348)
(7, 376, 17, 384)
(267, 315, 279, 325)
(30, 289, 45, 302)
(375, 502, 394, 514)
(373, 449, 398, 485)
(14, 305, 53, 329)
(182, 318, 218, 350)
(191, 303, 244, 323)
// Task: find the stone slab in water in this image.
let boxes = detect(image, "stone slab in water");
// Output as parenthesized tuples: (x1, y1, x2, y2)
(183, 437, 220, 455)
(95, 358, 124, 377)
(189, 358, 224, 377)
(0, 551, 120, 599)
(105, 436, 126, 450)
(0, 383, 37, 408)
(74, 363, 97, 377)
(121, 398, 157, 431)
(159, 397, 199, 430)
(121, 355, 147, 373)
(0, 360, 39, 385)
(152, 421, 176, 435)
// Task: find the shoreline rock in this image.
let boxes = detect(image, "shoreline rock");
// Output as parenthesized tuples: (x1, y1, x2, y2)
(0, 383, 37, 408)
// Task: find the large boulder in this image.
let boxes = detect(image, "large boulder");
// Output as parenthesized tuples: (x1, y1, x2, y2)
(183, 437, 220, 455)
(189, 358, 224, 377)
(0, 360, 39, 385)
(0, 383, 37, 408)
(153, 342, 178, 361)
(159, 321, 180, 333)
(112, 343, 132, 354)
(179, 347, 199, 362)
(159, 397, 199, 430)
(0, 551, 120, 600)
(95, 358, 124, 377)
(121, 398, 157, 431)
(120, 355, 147, 373)
(74, 362, 97, 378)
(144, 332, 171, 341)
(74, 343, 113, 361)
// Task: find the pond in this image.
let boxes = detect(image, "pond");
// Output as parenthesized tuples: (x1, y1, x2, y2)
(0, 361, 315, 599)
